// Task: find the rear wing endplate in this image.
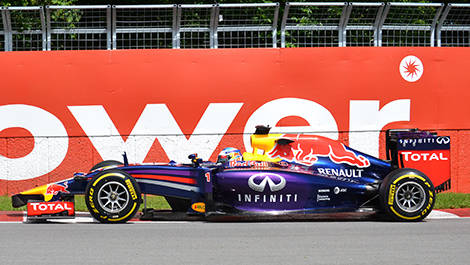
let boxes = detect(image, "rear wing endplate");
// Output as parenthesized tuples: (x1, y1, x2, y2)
(385, 129, 451, 192)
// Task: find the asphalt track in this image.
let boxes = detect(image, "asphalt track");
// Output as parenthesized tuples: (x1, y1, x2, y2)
(0, 219, 469, 265)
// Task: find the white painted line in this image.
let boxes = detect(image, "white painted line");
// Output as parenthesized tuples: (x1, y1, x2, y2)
(46, 217, 96, 223)
(427, 210, 460, 219)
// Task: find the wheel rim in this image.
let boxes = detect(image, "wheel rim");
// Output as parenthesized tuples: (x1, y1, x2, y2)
(395, 181, 426, 213)
(97, 181, 129, 213)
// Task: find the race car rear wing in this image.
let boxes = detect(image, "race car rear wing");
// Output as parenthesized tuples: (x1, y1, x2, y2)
(385, 129, 451, 192)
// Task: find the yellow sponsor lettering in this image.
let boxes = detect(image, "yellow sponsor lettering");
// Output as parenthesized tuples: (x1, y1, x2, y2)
(388, 184, 396, 205)
(191, 202, 206, 213)
(125, 179, 137, 200)
(88, 188, 99, 213)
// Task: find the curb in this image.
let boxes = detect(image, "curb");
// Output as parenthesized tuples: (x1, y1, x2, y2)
(0, 209, 469, 223)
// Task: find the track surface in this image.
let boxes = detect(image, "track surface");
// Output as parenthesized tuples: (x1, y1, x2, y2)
(0, 219, 469, 265)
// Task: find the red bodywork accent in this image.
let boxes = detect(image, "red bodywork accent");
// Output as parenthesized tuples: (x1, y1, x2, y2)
(132, 174, 196, 184)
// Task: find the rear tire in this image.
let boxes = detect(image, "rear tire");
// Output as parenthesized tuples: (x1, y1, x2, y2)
(90, 160, 123, 171)
(379, 168, 435, 222)
(85, 169, 141, 223)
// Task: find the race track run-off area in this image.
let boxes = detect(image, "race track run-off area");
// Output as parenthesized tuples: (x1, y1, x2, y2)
(0, 218, 469, 265)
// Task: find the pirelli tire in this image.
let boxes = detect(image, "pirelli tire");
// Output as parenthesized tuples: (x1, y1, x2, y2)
(379, 168, 435, 222)
(85, 169, 141, 223)
(90, 160, 123, 172)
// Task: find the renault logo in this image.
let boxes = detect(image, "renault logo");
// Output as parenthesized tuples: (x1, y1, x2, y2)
(248, 173, 286, 192)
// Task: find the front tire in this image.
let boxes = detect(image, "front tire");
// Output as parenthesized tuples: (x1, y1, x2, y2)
(90, 160, 123, 172)
(379, 168, 435, 222)
(85, 169, 141, 223)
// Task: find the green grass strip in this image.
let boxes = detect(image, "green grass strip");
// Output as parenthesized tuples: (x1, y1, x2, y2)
(434, 193, 470, 209)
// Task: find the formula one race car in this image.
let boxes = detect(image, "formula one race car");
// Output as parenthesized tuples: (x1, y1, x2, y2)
(12, 126, 442, 223)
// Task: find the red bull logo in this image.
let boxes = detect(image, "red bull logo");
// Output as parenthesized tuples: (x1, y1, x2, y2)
(45, 183, 69, 195)
(268, 134, 370, 168)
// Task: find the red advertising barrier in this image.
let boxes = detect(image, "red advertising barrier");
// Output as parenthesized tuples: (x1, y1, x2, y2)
(0, 48, 469, 194)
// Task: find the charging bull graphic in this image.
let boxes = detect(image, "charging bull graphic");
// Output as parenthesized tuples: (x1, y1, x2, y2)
(46, 183, 69, 195)
(268, 134, 370, 168)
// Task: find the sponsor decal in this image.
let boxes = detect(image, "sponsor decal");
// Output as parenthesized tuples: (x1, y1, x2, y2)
(317, 194, 330, 202)
(333, 187, 347, 194)
(420, 191, 434, 216)
(237, 193, 297, 203)
(436, 136, 450, 145)
(398, 137, 450, 148)
(191, 202, 205, 213)
(401, 151, 448, 161)
(238, 173, 298, 203)
(205, 172, 211, 182)
(318, 189, 330, 193)
(399, 55, 423, 82)
(88, 187, 99, 214)
(248, 173, 286, 192)
(125, 179, 138, 200)
(388, 184, 396, 205)
(27, 201, 74, 216)
(45, 183, 69, 195)
(268, 134, 370, 168)
(229, 161, 269, 168)
(317, 168, 364, 178)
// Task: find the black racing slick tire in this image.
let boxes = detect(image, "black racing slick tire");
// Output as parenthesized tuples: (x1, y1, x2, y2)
(90, 160, 123, 172)
(379, 168, 435, 222)
(85, 169, 141, 223)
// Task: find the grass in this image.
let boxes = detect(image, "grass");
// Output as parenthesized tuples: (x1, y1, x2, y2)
(1, 193, 469, 211)
(434, 193, 470, 209)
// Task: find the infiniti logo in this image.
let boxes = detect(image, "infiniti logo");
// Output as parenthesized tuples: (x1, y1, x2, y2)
(436, 136, 450, 145)
(248, 173, 286, 192)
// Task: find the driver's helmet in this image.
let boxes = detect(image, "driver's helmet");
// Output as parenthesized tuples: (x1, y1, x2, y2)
(217, 147, 243, 163)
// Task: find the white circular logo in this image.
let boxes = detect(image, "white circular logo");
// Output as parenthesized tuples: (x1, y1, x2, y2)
(334, 187, 340, 194)
(399, 55, 423, 82)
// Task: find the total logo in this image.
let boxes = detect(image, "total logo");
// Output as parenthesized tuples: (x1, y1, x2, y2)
(27, 201, 75, 216)
(401, 151, 449, 161)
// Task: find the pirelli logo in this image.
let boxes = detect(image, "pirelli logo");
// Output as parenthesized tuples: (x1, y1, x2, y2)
(125, 179, 137, 200)
(388, 184, 396, 205)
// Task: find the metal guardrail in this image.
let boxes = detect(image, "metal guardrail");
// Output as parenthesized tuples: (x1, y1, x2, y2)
(1, 2, 470, 51)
